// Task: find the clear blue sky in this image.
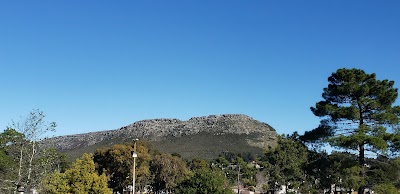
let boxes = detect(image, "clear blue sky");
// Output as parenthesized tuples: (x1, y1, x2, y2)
(1, 1, 400, 137)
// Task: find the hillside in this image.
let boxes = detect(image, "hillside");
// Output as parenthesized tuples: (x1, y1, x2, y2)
(42, 114, 278, 160)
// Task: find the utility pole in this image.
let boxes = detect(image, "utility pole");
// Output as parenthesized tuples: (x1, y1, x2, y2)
(132, 139, 139, 194)
(237, 164, 240, 194)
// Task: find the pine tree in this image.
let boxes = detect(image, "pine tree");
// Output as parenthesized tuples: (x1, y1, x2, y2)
(303, 68, 400, 193)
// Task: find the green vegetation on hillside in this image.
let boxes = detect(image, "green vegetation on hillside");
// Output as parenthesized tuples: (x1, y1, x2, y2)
(42, 114, 277, 162)
(152, 132, 267, 160)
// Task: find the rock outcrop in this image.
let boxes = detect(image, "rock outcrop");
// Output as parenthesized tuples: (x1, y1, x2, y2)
(42, 114, 277, 159)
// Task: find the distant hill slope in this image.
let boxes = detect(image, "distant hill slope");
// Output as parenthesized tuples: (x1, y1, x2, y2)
(42, 114, 278, 160)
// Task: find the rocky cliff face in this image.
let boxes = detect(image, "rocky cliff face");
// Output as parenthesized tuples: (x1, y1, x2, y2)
(43, 114, 277, 158)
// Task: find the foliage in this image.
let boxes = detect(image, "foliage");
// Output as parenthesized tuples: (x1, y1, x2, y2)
(214, 151, 263, 187)
(37, 148, 69, 174)
(94, 142, 152, 192)
(264, 134, 308, 192)
(305, 151, 360, 192)
(188, 158, 210, 170)
(303, 68, 400, 193)
(0, 127, 25, 146)
(151, 132, 266, 160)
(42, 153, 111, 194)
(0, 110, 62, 192)
(12, 110, 57, 188)
(175, 168, 233, 194)
(213, 157, 230, 169)
(0, 148, 16, 192)
(367, 156, 400, 189)
(237, 157, 258, 188)
(373, 183, 400, 194)
(151, 153, 191, 192)
(94, 141, 153, 193)
(94, 144, 133, 192)
(134, 141, 153, 190)
(0, 128, 22, 188)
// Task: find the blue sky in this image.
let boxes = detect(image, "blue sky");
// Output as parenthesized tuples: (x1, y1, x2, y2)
(1, 1, 400, 137)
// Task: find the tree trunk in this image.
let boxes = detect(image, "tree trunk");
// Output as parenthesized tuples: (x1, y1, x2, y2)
(358, 103, 365, 194)
(358, 143, 365, 194)
(27, 142, 36, 183)
(17, 145, 24, 185)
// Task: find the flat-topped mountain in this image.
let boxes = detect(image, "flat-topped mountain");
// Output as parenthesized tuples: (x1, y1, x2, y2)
(43, 114, 278, 159)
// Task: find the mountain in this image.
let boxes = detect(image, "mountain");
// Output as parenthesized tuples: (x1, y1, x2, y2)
(42, 114, 278, 160)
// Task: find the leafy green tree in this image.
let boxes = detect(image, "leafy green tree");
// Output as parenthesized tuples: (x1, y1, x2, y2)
(0, 128, 25, 146)
(94, 144, 133, 192)
(330, 152, 360, 192)
(373, 183, 400, 194)
(264, 134, 308, 193)
(0, 110, 61, 192)
(10, 110, 57, 190)
(42, 153, 111, 194)
(211, 154, 259, 188)
(94, 141, 153, 193)
(303, 68, 400, 193)
(301, 151, 327, 193)
(0, 148, 15, 192)
(36, 148, 69, 175)
(232, 157, 258, 188)
(188, 158, 209, 170)
(0, 128, 24, 191)
(305, 151, 360, 193)
(213, 157, 230, 169)
(135, 141, 153, 190)
(367, 156, 400, 190)
(42, 171, 70, 194)
(175, 168, 233, 194)
(151, 153, 191, 192)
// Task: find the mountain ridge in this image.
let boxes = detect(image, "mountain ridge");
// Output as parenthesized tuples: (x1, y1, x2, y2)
(43, 114, 278, 159)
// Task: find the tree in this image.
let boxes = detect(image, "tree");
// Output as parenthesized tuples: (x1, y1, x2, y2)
(36, 148, 69, 175)
(303, 68, 400, 193)
(42, 153, 111, 194)
(94, 144, 134, 192)
(188, 158, 209, 171)
(94, 142, 153, 193)
(0, 110, 60, 192)
(367, 156, 400, 191)
(0, 147, 15, 192)
(305, 151, 362, 193)
(0, 128, 24, 191)
(175, 169, 233, 194)
(326, 152, 360, 192)
(211, 154, 259, 188)
(263, 134, 308, 193)
(151, 153, 191, 193)
(373, 183, 400, 194)
(11, 110, 57, 189)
